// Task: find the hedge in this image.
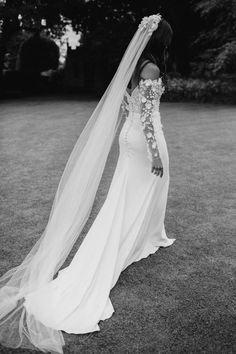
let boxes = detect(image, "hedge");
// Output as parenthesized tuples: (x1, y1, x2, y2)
(163, 77, 236, 104)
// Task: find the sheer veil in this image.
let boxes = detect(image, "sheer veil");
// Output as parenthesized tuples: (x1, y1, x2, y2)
(0, 14, 162, 353)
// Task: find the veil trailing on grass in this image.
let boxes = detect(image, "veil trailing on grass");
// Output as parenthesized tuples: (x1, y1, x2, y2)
(0, 14, 162, 354)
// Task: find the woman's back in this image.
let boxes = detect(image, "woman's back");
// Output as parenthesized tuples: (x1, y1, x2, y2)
(124, 60, 165, 115)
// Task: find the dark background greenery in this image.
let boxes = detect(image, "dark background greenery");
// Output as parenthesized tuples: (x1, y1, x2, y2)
(0, 0, 235, 102)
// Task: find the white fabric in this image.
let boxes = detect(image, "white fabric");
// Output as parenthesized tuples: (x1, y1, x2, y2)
(0, 13, 176, 354)
(24, 85, 175, 338)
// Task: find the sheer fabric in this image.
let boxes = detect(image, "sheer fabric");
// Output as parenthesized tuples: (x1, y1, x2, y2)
(0, 14, 163, 354)
(18, 74, 175, 345)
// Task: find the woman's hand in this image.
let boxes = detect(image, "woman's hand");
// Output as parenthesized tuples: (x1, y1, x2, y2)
(151, 156, 163, 177)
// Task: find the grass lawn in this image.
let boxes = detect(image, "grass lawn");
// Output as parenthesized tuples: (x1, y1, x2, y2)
(0, 98, 235, 354)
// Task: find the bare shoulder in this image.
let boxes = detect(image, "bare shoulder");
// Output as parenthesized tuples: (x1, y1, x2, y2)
(140, 62, 160, 80)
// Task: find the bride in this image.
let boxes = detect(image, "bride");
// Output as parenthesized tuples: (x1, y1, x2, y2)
(0, 13, 176, 354)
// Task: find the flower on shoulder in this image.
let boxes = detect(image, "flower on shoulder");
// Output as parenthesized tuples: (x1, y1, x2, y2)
(145, 79, 152, 86)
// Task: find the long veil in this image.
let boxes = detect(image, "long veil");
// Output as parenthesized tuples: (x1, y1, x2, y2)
(0, 15, 162, 354)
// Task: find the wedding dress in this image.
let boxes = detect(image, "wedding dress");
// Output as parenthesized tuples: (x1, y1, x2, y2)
(0, 14, 176, 354)
(22, 75, 176, 339)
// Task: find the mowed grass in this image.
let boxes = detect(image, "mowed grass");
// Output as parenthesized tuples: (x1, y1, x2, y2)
(0, 97, 235, 354)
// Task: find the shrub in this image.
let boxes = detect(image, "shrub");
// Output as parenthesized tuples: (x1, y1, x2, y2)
(163, 77, 236, 103)
(192, 0, 236, 77)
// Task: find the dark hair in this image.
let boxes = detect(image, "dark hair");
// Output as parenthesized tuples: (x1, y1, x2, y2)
(135, 18, 173, 86)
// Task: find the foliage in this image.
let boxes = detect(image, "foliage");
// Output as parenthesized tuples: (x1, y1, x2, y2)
(0, 0, 63, 30)
(0, 0, 200, 79)
(191, 0, 236, 76)
(164, 77, 236, 103)
(74, 0, 199, 75)
(18, 32, 59, 73)
(3, 30, 30, 70)
(3, 0, 235, 90)
(0, 0, 64, 80)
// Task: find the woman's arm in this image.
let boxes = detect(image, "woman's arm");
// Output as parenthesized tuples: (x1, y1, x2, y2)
(139, 63, 163, 177)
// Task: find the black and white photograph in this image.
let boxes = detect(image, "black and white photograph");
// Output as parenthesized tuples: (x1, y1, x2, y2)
(0, 1, 235, 353)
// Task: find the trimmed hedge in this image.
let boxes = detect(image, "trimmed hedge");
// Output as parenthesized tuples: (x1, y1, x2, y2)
(163, 77, 236, 104)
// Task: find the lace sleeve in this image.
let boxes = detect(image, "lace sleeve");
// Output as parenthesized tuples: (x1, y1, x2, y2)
(139, 78, 161, 162)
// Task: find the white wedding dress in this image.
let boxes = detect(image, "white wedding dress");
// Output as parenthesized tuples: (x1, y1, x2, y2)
(23, 76, 176, 337)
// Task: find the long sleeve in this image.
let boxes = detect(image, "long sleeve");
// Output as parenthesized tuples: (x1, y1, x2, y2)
(139, 78, 161, 162)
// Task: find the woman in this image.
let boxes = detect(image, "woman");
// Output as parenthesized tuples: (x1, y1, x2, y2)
(0, 14, 176, 354)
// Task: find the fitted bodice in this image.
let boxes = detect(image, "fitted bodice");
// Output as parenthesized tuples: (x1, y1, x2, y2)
(124, 77, 165, 114)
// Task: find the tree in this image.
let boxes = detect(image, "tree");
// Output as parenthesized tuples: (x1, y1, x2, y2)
(63, 0, 199, 76)
(0, 0, 203, 88)
(18, 31, 59, 74)
(192, 0, 236, 76)
(0, 0, 63, 79)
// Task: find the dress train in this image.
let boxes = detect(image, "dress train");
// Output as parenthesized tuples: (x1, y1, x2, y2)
(23, 109, 175, 335)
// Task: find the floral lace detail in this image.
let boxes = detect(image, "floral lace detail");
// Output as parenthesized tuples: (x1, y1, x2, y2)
(120, 78, 165, 161)
(122, 78, 164, 115)
(139, 78, 165, 162)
